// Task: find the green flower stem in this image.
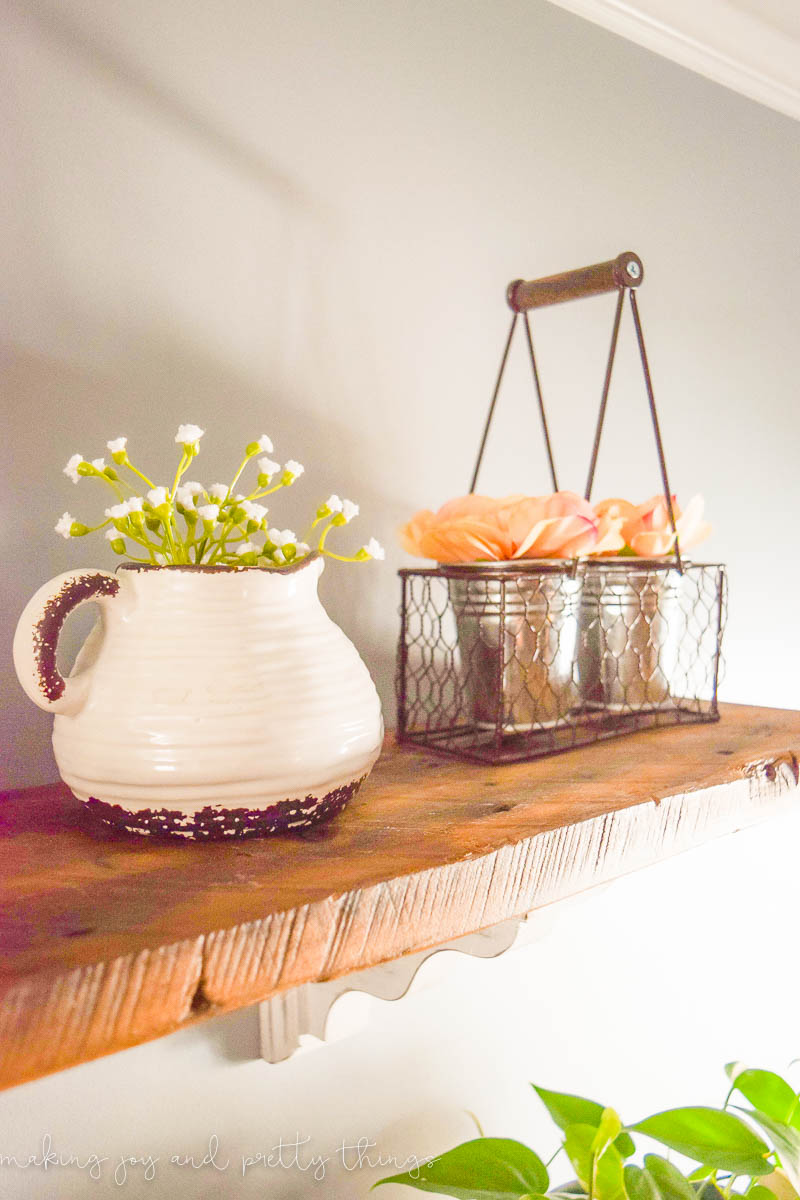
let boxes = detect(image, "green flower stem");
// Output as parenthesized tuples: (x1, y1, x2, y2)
(170, 450, 190, 499)
(124, 529, 159, 564)
(207, 519, 235, 563)
(317, 518, 336, 553)
(123, 458, 156, 490)
(94, 472, 126, 502)
(319, 549, 364, 563)
(160, 510, 179, 561)
(228, 454, 250, 494)
(248, 483, 286, 501)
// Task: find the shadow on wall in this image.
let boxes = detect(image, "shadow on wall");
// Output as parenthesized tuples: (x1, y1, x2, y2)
(14, 0, 334, 225)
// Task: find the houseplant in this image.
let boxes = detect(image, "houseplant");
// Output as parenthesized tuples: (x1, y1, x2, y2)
(13, 425, 385, 839)
(376, 1061, 800, 1200)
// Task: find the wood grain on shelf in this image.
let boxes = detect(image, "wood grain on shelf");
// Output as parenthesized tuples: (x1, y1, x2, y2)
(0, 703, 797, 1090)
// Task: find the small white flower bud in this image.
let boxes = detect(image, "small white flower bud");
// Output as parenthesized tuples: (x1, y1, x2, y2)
(240, 501, 267, 522)
(247, 434, 274, 456)
(55, 512, 76, 538)
(282, 460, 304, 482)
(107, 437, 127, 455)
(146, 487, 169, 508)
(258, 458, 281, 479)
(209, 484, 229, 501)
(175, 486, 198, 509)
(64, 454, 84, 484)
(341, 499, 359, 523)
(175, 424, 204, 445)
(267, 527, 297, 548)
(364, 537, 385, 560)
(197, 504, 220, 525)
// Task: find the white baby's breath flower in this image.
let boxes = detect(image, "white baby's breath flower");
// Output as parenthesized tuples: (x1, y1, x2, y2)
(341, 499, 360, 523)
(55, 512, 75, 538)
(283, 460, 304, 479)
(105, 502, 129, 520)
(325, 494, 343, 513)
(107, 437, 127, 455)
(64, 454, 84, 484)
(91, 458, 106, 472)
(146, 487, 169, 507)
(209, 484, 229, 501)
(296, 542, 311, 556)
(197, 504, 220, 524)
(258, 458, 281, 478)
(126, 497, 144, 513)
(364, 537, 385, 560)
(272, 547, 286, 564)
(240, 501, 267, 522)
(175, 424, 204, 445)
(179, 481, 205, 496)
(237, 542, 259, 556)
(175, 485, 199, 509)
(255, 435, 273, 453)
(267, 527, 297, 547)
(105, 527, 122, 542)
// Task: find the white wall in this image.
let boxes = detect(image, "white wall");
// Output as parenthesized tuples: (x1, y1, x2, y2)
(1, 1, 799, 1196)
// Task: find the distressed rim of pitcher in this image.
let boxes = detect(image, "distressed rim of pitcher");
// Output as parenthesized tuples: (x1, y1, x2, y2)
(116, 550, 322, 575)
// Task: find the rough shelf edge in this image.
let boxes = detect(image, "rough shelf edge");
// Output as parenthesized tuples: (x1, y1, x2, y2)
(0, 749, 797, 1091)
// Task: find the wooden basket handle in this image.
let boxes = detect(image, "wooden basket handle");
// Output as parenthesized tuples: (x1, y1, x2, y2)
(507, 251, 643, 312)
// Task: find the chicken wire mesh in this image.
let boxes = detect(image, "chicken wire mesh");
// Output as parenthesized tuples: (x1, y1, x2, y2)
(396, 561, 726, 763)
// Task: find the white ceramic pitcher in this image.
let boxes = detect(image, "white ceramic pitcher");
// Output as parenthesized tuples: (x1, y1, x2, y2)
(13, 555, 383, 839)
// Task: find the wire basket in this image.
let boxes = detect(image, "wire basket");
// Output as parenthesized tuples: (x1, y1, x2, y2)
(396, 559, 725, 764)
(395, 252, 727, 763)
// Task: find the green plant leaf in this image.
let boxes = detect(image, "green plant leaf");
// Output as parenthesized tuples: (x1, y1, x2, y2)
(625, 1164, 662, 1200)
(729, 1073, 800, 1129)
(687, 1167, 715, 1182)
(644, 1154, 697, 1200)
(629, 1108, 772, 1176)
(738, 1110, 800, 1192)
(373, 1138, 549, 1198)
(593, 1110, 624, 1159)
(533, 1086, 635, 1158)
(564, 1124, 625, 1200)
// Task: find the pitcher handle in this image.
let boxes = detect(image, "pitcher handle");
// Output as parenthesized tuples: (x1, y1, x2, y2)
(13, 570, 120, 716)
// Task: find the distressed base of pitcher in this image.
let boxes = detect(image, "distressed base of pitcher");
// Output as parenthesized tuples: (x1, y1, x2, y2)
(81, 775, 366, 840)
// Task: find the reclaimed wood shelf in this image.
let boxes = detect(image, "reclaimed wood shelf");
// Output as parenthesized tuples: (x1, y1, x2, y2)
(0, 702, 798, 1091)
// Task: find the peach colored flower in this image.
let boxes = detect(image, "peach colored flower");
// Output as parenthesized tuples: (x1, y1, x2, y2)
(594, 493, 711, 556)
(399, 491, 622, 562)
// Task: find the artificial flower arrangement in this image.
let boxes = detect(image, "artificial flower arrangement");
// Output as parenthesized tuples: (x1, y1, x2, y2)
(377, 1060, 800, 1200)
(399, 490, 711, 563)
(56, 424, 384, 567)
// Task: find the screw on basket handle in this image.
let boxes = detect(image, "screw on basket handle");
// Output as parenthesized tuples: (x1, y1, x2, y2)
(470, 250, 683, 572)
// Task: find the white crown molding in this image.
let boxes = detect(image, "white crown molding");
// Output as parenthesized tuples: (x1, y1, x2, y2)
(544, 0, 800, 122)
